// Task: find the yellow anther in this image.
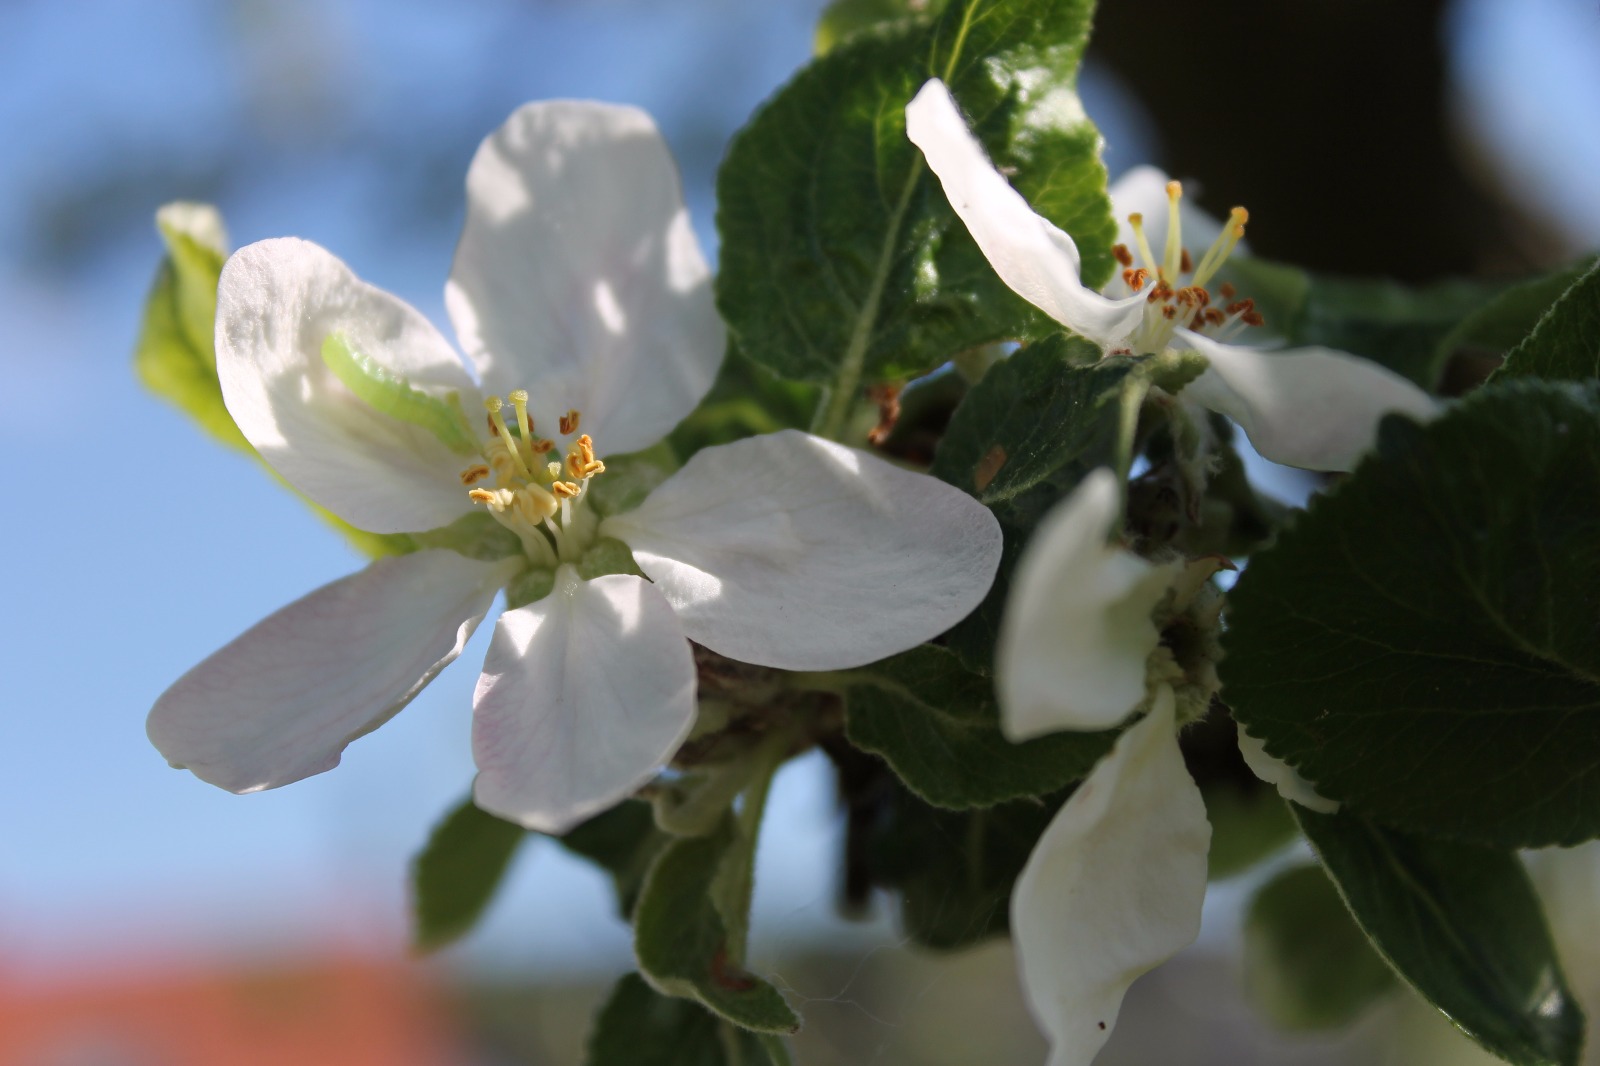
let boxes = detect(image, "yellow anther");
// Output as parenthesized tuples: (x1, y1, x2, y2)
(468, 487, 510, 510)
(531, 438, 556, 455)
(551, 480, 581, 499)
(513, 483, 559, 524)
(1162, 181, 1184, 282)
(546, 461, 563, 480)
(559, 409, 581, 436)
(459, 464, 490, 486)
(1127, 213, 1161, 281)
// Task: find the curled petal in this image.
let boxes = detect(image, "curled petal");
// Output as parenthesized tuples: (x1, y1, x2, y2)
(148, 550, 514, 793)
(1236, 727, 1340, 813)
(216, 238, 481, 534)
(905, 79, 1144, 348)
(1012, 689, 1211, 1066)
(1178, 329, 1439, 472)
(603, 429, 1002, 671)
(472, 568, 696, 834)
(997, 469, 1178, 738)
(448, 100, 722, 456)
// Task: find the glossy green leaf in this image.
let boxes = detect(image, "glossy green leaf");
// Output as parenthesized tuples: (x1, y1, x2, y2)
(929, 337, 1138, 671)
(1223, 255, 1507, 389)
(585, 973, 773, 1066)
(558, 799, 672, 920)
(1495, 258, 1600, 382)
(666, 343, 819, 463)
(633, 817, 799, 1034)
(840, 643, 1114, 807)
(867, 782, 1060, 950)
(1222, 381, 1600, 848)
(718, 0, 1112, 414)
(410, 796, 527, 952)
(1297, 807, 1583, 1066)
(814, 0, 946, 54)
(1243, 863, 1395, 1029)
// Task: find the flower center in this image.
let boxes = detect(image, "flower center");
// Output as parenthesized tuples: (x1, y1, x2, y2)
(1108, 181, 1264, 356)
(463, 391, 607, 567)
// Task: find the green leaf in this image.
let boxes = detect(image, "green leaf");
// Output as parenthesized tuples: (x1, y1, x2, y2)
(1443, 258, 1596, 372)
(585, 973, 772, 1066)
(814, 0, 947, 55)
(1223, 256, 1508, 389)
(717, 0, 1112, 416)
(633, 817, 800, 1034)
(929, 338, 1138, 670)
(666, 343, 819, 463)
(1296, 806, 1583, 1066)
(410, 796, 527, 952)
(1495, 258, 1600, 382)
(867, 781, 1060, 949)
(1222, 381, 1600, 848)
(840, 644, 1114, 807)
(558, 799, 672, 920)
(1243, 863, 1395, 1030)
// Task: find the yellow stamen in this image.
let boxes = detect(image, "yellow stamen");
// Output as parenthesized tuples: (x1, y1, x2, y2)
(1192, 206, 1250, 288)
(513, 484, 559, 524)
(1127, 213, 1161, 280)
(551, 481, 581, 499)
(1162, 181, 1184, 281)
(559, 409, 581, 436)
(459, 464, 490, 486)
(531, 438, 556, 455)
(508, 389, 534, 463)
(483, 397, 530, 477)
(546, 461, 563, 480)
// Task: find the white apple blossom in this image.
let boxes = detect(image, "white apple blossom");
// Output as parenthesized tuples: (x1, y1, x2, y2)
(148, 100, 1002, 834)
(906, 78, 1437, 473)
(996, 469, 1333, 1066)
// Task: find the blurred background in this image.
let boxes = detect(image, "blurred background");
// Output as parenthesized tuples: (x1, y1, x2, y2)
(0, 0, 1598, 1062)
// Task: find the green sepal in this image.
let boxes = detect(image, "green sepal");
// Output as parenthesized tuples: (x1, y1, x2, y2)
(578, 537, 645, 581)
(1222, 380, 1600, 848)
(409, 795, 527, 952)
(1242, 863, 1395, 1029)
(1493, 257, 1600, 382)
(836, 644, 1114, 808)
(504, 567, 556, 611)
(717, 0, 1112, 399)
(557, 800, 672, 921)
(929, 338, 1138, 672)
(407, 511, 523, 561)
(633, 816, 800, 1034)
(1296, 806, 1583, 1066)
(584, 973, 775, 1066)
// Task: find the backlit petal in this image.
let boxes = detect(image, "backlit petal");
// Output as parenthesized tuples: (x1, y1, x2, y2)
(1236, 727, 1340, 813)
(603, 429, 1002, 671)
(448, 100, 721, 456)
(1012, 690, 1211, 1066)
(216, 238, 480, 533)
(148, 550, 513, 793)
(996, 469, 1178, 738)
(472, 567, 696, 834)
(905, 80, 1144, 348)
(1178, 329, 1439, 472)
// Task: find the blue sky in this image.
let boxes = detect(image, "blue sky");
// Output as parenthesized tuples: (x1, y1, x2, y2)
(0, 0, 1595, 980)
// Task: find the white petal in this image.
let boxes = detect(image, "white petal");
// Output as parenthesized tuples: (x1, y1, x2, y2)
(905, 80, 1144, 348)
(1236, 727, 1340, 813)
(996, 469, 1178, 739)
(216, 238, 482, 534)
(1106, 165, 1229, 273)
(602, 429, 1002, 671)
(472, 567, 696, 834)
(447, 101, 722, 457)
(148, 550, 513, 793)
(1177, 329, 1439, 472)
(1012, 689, 1211, 1066)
